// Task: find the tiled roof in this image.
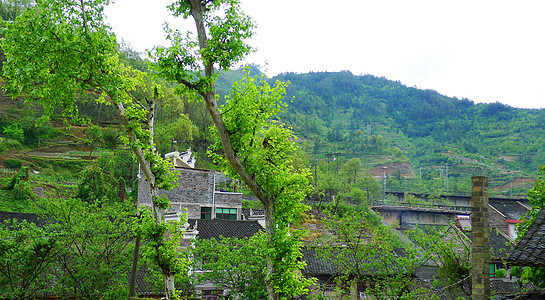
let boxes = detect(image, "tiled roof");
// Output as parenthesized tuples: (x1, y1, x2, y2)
(489, 199, 529, 220)
(508, 208, 545, 267)
(0, 211, 46, 228)
(301, 246, 409, 277)
(490, 279, 539, 298)
(301, 247, 341, 276)
(490, 229, 513, 259)
(463, 229, 513, 259)
(187, 219, 263, 240)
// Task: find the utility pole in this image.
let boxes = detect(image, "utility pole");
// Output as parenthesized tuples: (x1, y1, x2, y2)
(445, 164, 449, 194)
(510, 172, 514, 197)
(314, 159, 318, 187)
(382, 166, 387, 203)
(170, 137, 177, 152)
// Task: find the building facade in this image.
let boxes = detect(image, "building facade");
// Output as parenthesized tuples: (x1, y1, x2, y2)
(138, 166, 243, 220)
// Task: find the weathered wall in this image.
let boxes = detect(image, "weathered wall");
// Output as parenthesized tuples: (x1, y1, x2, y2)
(471, 176, 491, 299)
(138, 167, 242, 219)
(400, 211, 452, 226)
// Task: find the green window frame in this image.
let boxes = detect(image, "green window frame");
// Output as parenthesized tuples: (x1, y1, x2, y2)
(216, 208, 237, 220)
(201, 207, 212, 219)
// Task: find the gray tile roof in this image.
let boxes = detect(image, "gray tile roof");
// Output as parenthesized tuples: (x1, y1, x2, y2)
(0, 210, 46, 227)
(463, 229, 513, 259)
(490, 199, 529, 220)
(187, 219, 263, 240)
(301, 247, 341, 276)
(508, 208, 545, 267)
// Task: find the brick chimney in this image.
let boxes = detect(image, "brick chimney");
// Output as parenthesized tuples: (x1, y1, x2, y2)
(471, 176, 490, 299)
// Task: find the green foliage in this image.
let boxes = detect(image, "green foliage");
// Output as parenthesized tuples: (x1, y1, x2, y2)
(0, 197, 136, 299)
(132, 209, 189, 281)
(0, 219, 57, 300)
(4, 158, 22, 169)
(242, 199, 264, 209)
(155, 114, 193, 155)
(76, 164, 124, 203)
(408, 225, 471, 297)
(192, 232, 268, 300)
(208, 72, 314, 298)
(4, 166, 29, 190)
(38, 197, 135, 299)
(264, 71, 545, 193)
(101, 127, 120, 149)
(0, 137, 22, 153)
(2, 122, 24, 141)
(0, 0, 33, 21)
(2, 0, 181, 297)
(0, 167, 36, 212)
(85, 124, 102, 156)
(97, 149, 135, 185)
(318, 209, 428, 298)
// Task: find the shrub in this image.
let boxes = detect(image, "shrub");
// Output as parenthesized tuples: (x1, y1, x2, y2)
(4, 159, 23, 169)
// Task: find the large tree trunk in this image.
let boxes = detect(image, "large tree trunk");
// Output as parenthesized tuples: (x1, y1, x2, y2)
(264, 202, 280, 300)
(187, 1, 279, 298)
(111, 95, 176, 300)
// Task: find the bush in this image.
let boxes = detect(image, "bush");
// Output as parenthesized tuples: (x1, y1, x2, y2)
(0, 138, 23, 153)
(4, 159, 23, 169)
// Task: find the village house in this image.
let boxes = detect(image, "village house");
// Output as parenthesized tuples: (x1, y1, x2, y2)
(137, 149, 244, 221)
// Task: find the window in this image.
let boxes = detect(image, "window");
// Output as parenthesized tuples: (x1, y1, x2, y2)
(216, 208, 237, 220)
(201, 207, 212, 219)
(490, 263, 506, 278)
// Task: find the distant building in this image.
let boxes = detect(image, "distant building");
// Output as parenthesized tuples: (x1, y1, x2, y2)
(138, 150, 243, 220)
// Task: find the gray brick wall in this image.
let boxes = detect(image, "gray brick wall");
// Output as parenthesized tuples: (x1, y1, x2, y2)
(138, 167, 242, 219)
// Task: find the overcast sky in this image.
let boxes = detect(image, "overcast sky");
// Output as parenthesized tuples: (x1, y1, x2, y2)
(105, 0, 545, 109)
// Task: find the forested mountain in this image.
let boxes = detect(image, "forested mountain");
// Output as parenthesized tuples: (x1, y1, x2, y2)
(216, 69, 544, 196)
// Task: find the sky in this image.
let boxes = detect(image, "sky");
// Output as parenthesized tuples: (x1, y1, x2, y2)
(105, 0, 545, 109)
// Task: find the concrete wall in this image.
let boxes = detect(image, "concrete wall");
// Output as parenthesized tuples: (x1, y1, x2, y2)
(400, 211, 452, 226)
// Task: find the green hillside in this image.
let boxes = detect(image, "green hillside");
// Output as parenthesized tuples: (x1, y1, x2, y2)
(1, 64, 542, 212)
(260, 71, 544, 195)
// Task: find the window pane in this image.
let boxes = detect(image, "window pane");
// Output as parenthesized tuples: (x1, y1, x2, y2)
(230, 208, 237, 214)
(216, 208, 223, 213)
(230, 214, 236, 220)
(202, 207, 211, 212)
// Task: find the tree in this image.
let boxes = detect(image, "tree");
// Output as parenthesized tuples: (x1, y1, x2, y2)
(192, 232, 268, 300)
(0, 0, 34, 21)
(0, 197, 136, 299)
(0, 219, 58, 300)
(318, 209, 428, 299)
(84, 124, 102, 157)
(341, 158, 362, 185)
(1, 1, 182, 298)
(408, 225, 472, 297)
(38, 197, 135, 299)
(151, 1, 313, 298)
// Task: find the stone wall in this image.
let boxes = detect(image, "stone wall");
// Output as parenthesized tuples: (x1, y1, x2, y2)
(138, 167, 242, 219)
